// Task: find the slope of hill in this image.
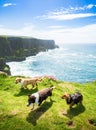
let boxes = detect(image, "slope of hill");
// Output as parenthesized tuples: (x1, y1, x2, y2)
(0, 75, 96, 130)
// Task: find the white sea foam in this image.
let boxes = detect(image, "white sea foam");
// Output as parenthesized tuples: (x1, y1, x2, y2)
(7, 44, 96, 82)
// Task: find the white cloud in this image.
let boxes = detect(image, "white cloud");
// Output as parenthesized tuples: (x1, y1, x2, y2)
(71, 4, 95, 11)
(0, 23, 96, 44)
(0, 25, 35, 36)
(86, 4, 94, 9)
(45, 13, 96, 20)
(48, 24, 96, 44)
(37, 4, 96, 21)
(3, 3, 16, 7)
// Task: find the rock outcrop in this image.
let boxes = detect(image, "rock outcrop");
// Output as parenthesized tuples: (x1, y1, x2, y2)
(0, 58, 11, 75)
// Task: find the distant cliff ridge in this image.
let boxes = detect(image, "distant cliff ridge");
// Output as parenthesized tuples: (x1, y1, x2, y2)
(0, 36, 58, 61)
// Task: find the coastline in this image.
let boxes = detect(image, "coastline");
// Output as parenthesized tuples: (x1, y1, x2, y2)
(0, 35, 58, 74)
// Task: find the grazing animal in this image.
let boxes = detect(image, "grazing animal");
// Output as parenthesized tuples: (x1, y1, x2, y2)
(61, 92, 83, 109)
(26, 86, 55, 110)
(15, 77, 42, 89)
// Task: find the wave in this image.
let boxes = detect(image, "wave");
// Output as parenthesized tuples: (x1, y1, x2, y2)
(7, 44, 96, 82)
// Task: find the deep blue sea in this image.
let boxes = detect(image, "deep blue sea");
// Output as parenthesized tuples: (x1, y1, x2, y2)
(7, 44, 96, 83)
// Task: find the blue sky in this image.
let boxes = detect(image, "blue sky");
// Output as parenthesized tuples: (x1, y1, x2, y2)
(0, 0, 96, 44)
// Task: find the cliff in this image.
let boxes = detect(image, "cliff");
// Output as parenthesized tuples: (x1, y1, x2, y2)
(0, 35, 58, 75)
(0, 35, 58, 61)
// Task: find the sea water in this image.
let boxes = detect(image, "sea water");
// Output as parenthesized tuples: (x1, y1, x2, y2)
(7, 44, 96, 83)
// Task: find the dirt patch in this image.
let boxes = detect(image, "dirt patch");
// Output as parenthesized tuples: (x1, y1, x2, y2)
(88, 119, 96, 126)
(66, 120, 75, 128)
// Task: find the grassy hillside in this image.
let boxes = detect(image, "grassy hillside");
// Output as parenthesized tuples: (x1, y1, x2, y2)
(0, 75, 96, 130)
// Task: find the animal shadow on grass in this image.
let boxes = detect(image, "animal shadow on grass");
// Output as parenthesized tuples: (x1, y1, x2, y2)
(26, 101, 53, 126)
(14, 87, 38, 97)
(63, 104, 86, 119)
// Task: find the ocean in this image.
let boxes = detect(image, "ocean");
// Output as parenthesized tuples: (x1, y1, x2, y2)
(7, 43, 96, 83)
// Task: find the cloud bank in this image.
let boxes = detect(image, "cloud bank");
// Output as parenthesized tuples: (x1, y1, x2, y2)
(0, 23, 96, 44)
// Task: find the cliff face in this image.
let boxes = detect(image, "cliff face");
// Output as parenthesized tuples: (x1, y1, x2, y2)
(0, 36, 58, 61)
(0, 35, 58, 75)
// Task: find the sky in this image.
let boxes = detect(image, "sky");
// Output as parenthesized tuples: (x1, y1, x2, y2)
(0, 0, 96, 44)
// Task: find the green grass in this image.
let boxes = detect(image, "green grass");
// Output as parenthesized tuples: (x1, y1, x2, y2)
(0, 76, 96, 130)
